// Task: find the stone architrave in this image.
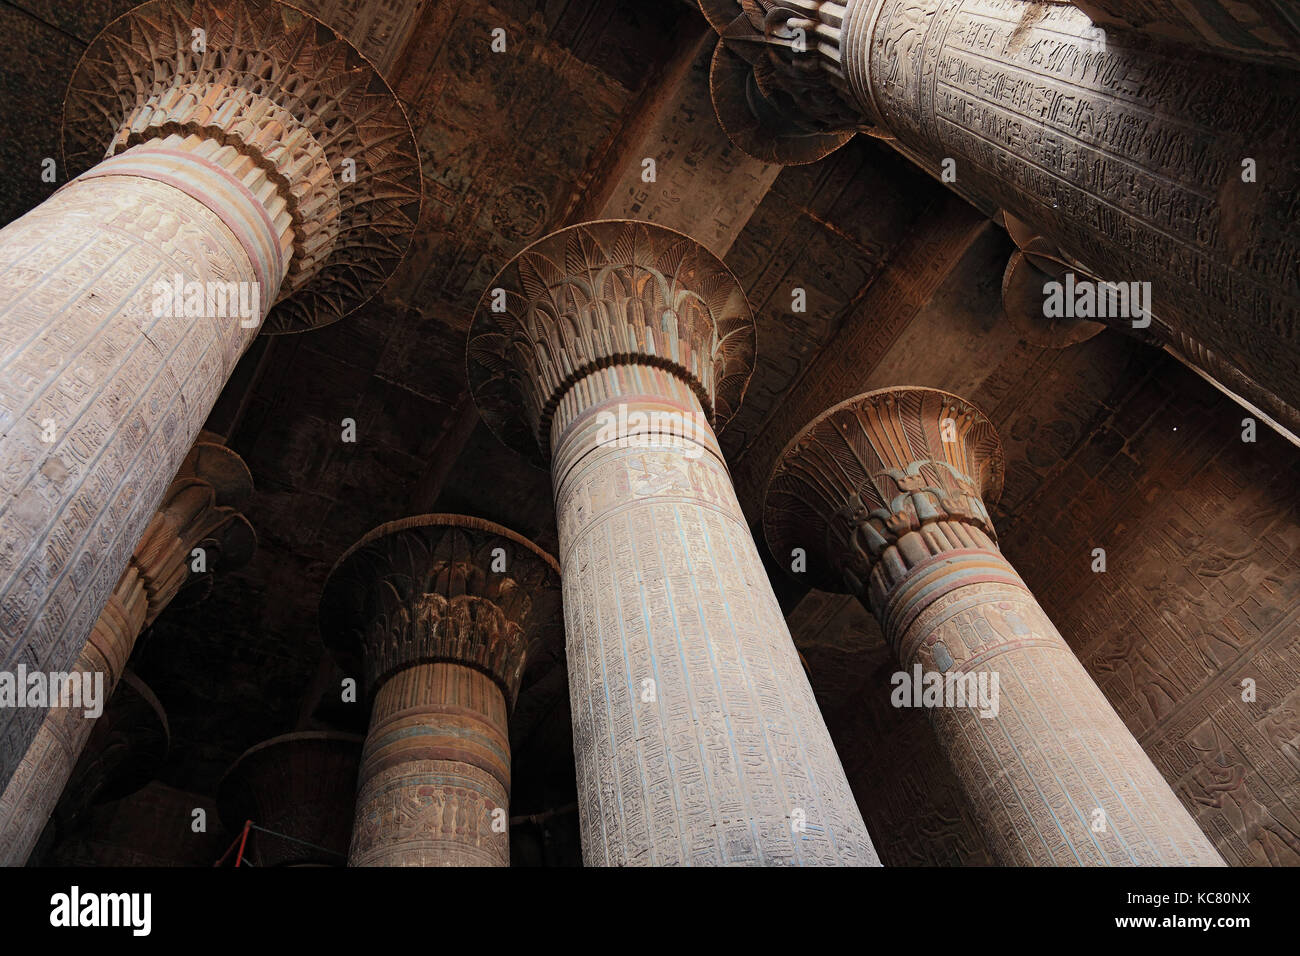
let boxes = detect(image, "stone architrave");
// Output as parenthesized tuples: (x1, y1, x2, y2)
(0, 442, 256, 865)
(467, 219, 879, 866)
(0, 0, 420, 789)
(700, 1, 1300, 437)
(320, 515, 563, 867)
(764, 386, 1225, 866)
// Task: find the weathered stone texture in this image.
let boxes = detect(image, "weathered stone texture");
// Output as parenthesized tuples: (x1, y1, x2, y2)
(470, 219, 878, 865)
(321, 514, 561, 866)
(767, 386, 1225, 865)
(708, 0, 1300, 448)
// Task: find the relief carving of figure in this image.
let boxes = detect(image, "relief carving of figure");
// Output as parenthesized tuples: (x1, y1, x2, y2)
(1089, 626, 1183, 728)
(1187, 720, 1300, 867)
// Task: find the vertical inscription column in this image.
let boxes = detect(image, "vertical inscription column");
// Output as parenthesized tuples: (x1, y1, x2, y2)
(0, 442, 256, 865)
(0, 0, 419, 789)
(765, 386, 1224, 866)
(320, 516, 562, 867)
(703, 0, 1300, 424)
(468, 220, 878, 866)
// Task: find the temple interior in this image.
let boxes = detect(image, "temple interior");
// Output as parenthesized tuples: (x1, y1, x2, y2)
(0, 0, 1296, 867)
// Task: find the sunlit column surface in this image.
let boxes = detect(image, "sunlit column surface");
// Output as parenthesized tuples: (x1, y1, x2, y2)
(0, 0, 419, 789)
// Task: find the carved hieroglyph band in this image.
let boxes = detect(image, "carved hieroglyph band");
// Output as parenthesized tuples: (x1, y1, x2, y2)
(0, 0, 418, 792)
(0, 443, 254, 865)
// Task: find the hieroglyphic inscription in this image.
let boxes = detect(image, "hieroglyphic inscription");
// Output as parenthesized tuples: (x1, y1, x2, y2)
(904, 573, 1221, 865)
(556, 394, 877, 865)
(63, 0, 421, 334)
(0, 441, 254, 864)
(1, 0, 419, 796)
(1073, 0, 1300, 68)
(349, 664, 512, 867)
(320, 515, 561, 867)
(469, 218, 877, 865)
(787, 592, 994, 865)
(708, 0, 1300, 416)
(998, 359, 1300, 865)
(0, 175, 258, 790)
(859, 0, 1300, 405)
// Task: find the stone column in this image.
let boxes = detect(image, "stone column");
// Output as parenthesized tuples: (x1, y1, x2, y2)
(218, 732, 364, 867)
(701, 0, 1300, 431)
(0, 0, 419, 788)
(320, 515, 563, 867)
(998, 215, 1300, 441)
(0, 441, 255, 865)
(27, 670, 170, 865)
(467, 219, 878, 866)
(764, 386, 1224, 865)
(1071, 0, 1300, 68)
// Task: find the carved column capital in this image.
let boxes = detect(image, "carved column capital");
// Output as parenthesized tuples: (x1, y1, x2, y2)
(217, 732, 363, 866)
(62, 0, 421, 332)
(765, 386, 1224, 866)
(467, 223, 876, 865)
(129, 442, 257, 628)
(701, 1, 877, 163)
(466, 219, 756, 466)
(319, 515, 563, 707)
(324, 516, 561, 866)
(764, 386, 1004, 596)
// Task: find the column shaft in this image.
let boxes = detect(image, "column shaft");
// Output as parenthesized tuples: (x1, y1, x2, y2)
(0, 139, 282, 786)
(0, 571, 145, 865)
(855, 0, 1299, 391)
(321, 515, 561, 868)
(0, 441, 254, 863)
(766, 386, 1225, 865)
(872, 527, 1220, 864)
(708, 0, 1300, 417)
(554, 366, 874, 865)
(350, 663, 510, 867)
(469, 218, 878, 866)
(0, 0, 420, 794)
